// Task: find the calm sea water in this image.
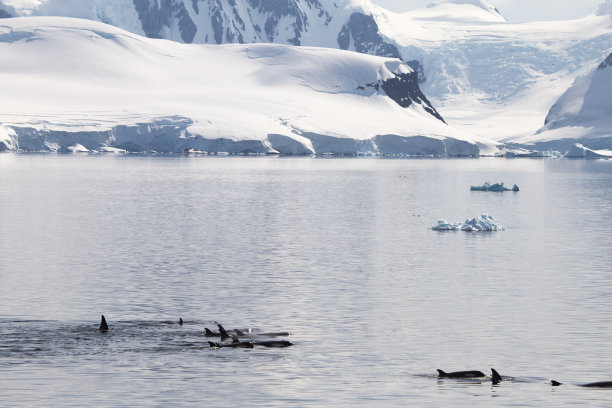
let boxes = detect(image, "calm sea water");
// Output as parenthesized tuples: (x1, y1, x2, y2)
(1, 154, 612, 407)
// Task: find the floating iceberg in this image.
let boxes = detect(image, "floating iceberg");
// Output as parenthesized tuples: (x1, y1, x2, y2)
(470, 182, 519, 192)
(432, 214, 504, 232)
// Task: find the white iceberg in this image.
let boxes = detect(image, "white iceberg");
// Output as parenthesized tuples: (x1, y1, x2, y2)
(470, 182, 519, 192)
(432, 214, 504, 232)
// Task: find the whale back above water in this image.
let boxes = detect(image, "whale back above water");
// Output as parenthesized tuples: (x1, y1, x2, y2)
(208, 340, 254, 349)
(437, 369, 486, 378)
(552, 380, 612, 388)
(252, 340, 293, 348)
(581, 381, 612, 388)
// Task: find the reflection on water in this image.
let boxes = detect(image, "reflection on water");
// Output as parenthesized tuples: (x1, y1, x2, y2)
(1, 155, 612, 407)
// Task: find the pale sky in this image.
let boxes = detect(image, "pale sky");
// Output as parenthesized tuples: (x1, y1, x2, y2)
(373, 0, 605, 22)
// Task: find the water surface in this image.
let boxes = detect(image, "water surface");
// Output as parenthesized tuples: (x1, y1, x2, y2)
(1, 155, 612, 407)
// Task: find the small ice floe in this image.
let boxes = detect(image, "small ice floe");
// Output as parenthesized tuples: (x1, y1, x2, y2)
(432, 214, 503, 232)
(470, 182, 519, 192)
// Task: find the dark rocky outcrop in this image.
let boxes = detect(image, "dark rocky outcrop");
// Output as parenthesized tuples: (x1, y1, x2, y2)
(133, 0, 197, 43)
(360, 71, 444, 123)
(247, 0, 307, 45)
(381, 72, 444, 122)
(337, 12, 400, 58)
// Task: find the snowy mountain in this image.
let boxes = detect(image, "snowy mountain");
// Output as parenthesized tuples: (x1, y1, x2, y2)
(0, 0, 390, 51)
(507, 52, 612, 155)
(0, 17, 490, 155)
(2, 0, 612, 153)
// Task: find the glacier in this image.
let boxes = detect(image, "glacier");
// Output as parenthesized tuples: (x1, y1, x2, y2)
(0, 17, 491, 155)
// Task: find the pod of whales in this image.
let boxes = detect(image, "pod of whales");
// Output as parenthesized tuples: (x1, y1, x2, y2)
(203, 324, 293, 348)
(96, 316, 293, 349)
(204, 324, 291, 338)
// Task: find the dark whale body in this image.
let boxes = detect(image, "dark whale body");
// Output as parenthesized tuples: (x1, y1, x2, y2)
(437, 369, 485, 378)
(207, 341, 254, 349)
(582, 381, 612, 388)
(552, 380, 612, 388)
(99, 315, 109, 332)
(253, 340, 293, 348)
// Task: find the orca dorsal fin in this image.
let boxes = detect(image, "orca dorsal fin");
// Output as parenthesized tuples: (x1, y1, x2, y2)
(207, 341, 220, 348)
(205, 328, 215, 336)
(234, 329, 245, 336)
(231, 335, 240, 343)
(99, 315, 109, 332)
(218, 324, 229, 339)
(437, 369, 446, 377)
(551, 380, 562, 386)
(179, 317, 183, 326)
(491, 368, 502, 384)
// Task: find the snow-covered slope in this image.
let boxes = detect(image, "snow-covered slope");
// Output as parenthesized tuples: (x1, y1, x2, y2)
(376, 3, 612, 143)
(507, 52, 612, 154)
(0, 17, 489, 155)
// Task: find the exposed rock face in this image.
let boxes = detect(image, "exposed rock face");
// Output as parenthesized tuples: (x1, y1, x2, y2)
(380, 72, 445, 122)
(359, 70, 444, 122)
(133, 0, 197, 43)
(337, 12, 400, 58)
(130, 0, 332, 45)
(598, 52, 612, 70)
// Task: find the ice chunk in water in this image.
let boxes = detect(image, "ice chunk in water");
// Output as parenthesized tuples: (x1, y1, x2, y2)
(432, 214, 503, 232)
(470, 182, 519, 192)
